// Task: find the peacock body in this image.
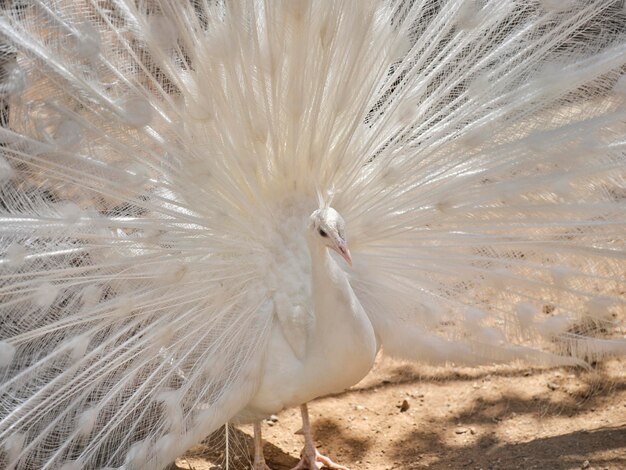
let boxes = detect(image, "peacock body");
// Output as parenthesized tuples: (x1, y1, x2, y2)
(0, 0, 625, 469)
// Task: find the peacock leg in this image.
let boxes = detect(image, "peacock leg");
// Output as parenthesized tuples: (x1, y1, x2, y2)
(252, 421, 272, 470)
(290, 404, 349, 470)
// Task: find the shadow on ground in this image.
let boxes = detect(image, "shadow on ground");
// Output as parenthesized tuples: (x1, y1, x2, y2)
(390, 424, 625, 469)
(174, 359, 626, 470)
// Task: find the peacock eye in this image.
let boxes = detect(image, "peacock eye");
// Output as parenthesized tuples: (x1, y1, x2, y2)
(319, 228, 328, 237)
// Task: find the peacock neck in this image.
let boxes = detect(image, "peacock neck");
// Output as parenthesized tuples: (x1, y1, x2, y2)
(306, 234, 353, 325)
(304, 231, 378, 391)
(306, 235, 334, 287)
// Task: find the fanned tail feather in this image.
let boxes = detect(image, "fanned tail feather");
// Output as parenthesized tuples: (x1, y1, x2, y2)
(0, 1, 624, 469)
(337, 0, 626, 367)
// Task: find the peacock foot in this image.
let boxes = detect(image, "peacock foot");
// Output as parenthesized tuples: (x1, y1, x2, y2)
(252, 421, 272, 470)
(290, 448, 349, 470)
(252, 458, 272, 470)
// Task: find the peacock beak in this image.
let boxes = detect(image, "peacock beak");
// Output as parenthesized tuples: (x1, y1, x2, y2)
(334, 240, 352, 266)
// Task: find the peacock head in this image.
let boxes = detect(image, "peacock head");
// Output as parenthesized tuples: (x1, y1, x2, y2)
(309, 207, 352, 266)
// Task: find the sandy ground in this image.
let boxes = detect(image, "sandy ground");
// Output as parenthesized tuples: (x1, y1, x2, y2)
(172, 356, 625, 470)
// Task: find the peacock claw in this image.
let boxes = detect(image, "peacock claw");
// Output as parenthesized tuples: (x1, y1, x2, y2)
(290, 448, 349, 470)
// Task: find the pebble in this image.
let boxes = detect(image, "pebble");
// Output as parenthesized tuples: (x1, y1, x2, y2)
(547, 382, 559, 391)
(398, 399, 410, 412)
(265, 414, 279, 426)
(581, 460, 590, 469)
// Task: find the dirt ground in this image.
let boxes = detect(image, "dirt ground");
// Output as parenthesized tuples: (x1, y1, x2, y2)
(173, 356, 625, 470)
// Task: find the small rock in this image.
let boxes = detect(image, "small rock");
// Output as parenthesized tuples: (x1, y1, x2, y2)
(398, 399, 410, 412)
(455, 427, 469, 434)
(354, 404, 365, 411)
(581, 460, 590, 469)
(269, 414, 279, 422)
(547, 382, 559, 391)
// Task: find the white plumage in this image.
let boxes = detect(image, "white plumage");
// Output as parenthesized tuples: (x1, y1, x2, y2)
(0, 1, 625, 469)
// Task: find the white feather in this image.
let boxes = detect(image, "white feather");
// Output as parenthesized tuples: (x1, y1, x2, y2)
(0, 1, 624, 469)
